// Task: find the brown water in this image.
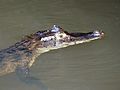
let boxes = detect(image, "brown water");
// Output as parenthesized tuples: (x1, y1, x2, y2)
(0, 0, 120, 90)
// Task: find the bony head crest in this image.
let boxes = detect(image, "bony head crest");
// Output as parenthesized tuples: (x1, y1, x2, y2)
(51, 25, 60, 33)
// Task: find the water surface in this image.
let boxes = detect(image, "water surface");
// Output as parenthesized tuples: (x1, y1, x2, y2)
(0, 0, 120, 90)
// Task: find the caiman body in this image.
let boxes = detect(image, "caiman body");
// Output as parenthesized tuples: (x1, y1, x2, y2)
(0, 25, 104, 76)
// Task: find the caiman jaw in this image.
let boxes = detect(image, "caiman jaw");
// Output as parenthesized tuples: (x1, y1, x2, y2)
(66, 30, 105, 44)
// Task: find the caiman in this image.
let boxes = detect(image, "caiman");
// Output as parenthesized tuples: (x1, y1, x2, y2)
(0, 25, 104, 77)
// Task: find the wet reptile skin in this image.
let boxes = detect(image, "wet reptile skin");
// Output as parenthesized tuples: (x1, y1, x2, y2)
(0, 25, 104, 76)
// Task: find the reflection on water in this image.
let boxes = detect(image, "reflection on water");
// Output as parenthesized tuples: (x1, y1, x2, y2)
(0, 0, 120, 90)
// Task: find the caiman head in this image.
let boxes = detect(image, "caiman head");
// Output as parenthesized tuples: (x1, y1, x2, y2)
(23, 25, 104, 53)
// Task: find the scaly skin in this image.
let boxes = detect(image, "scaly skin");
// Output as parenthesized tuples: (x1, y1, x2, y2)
(0, 25, 104, 76)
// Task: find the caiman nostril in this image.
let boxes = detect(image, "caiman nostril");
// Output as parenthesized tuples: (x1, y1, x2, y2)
(100, 31, 105, 37)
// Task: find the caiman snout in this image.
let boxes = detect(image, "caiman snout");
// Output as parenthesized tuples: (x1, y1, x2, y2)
(68, 30, 104, 39)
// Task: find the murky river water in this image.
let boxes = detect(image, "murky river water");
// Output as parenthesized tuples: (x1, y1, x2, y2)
(0, 0, 120, 90)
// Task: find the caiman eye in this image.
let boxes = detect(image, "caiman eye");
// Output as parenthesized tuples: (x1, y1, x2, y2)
(59, 35, 63, 38)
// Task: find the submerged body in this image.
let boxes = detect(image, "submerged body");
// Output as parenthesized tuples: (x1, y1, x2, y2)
(0, 25, 104, 76)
